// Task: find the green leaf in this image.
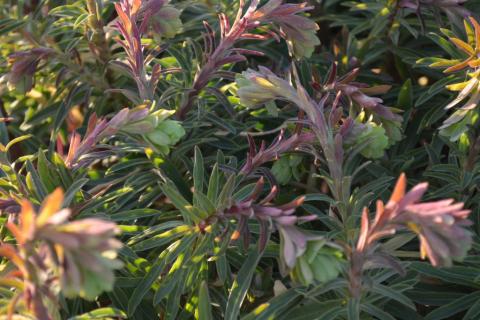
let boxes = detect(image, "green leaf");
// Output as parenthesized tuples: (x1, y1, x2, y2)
(464, 299, 480, 320)
(0, 18, 25, 35)
(216, 252, 229, 285)
(68, 308, 127, 320)
(49, 4, 87, 16)
(128, 235, 196, 316)
(265, 101, 279, 117)
(198, 281, 213, 320)
(427, 33, 464, 59)
(73, 13, 89, 29)
(370, 284, 416, 310)
(424, 291, 480, 320)
(225, 248, 263, 320)
(241, 289, 302, 320)
(281, 300, 344, 320)
(127, 260, 165, 317)
(26, 160, 47, 199)
(410, 262, 480, 288)
(207, 163, 220, 202)
(127, 221, 184, 244)
(415, 76, 455, 108)
(153, 271, 181, 305)
(304, 193, 335, 204)
(194, 191, 216, 216)
(110, 209, 163, 221)
(160, 182, 200, 223)
(193, 146, 205, 195)
(361, 304, 396, 320)
(5, 135, 31, 152)
(397, 79, 413, 110)
(216, 174, 236, 209)
(37, 150, 57, 192)
(52, 153, 73, 187)
(347, 298, 360, 320)
(63, 178, 88, 206)
(205, 87, 235, 118)
(131, 225, 192, 251)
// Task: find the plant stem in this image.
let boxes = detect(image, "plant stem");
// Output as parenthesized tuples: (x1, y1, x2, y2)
(86, 0, 110, 63)
(465, 135, 480, 172)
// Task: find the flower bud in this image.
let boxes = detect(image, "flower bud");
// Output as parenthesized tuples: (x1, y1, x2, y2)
(144, 119, 185, 153)
(354, 122, 389, 159)
(258, 1, 320, 59)
(236, 68, 297, 108)
(286, 27, 320, 59)
(272, 154, 302, 185)
(122, 115, 158, 134)
(382, 119, 403, 147)
(290, 240, 343, 286)
(150, 5, 182, 40)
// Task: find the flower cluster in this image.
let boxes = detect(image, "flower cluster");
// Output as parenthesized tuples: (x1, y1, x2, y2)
(219, 176, 345, 285)
(219, 174, 344, 287)
(236, 67, 326, 132)
(240, 129, 315, 176)
(424, 17, 480, 140)
(55, 218, 123, 300)
(113, 0, 181, 101)
(329, 66, 401, 123)
(348, 121, 389, 159)
(389, 177, 471, 266)
(288, 237, 343, 286)
(141, 0, 182, 40)
(221, 177, 316, 250)
(0, 189, 122, 318)
(236, 67, 298, 108)
(61, 106, 184, 168)
(439, 69, 480, 141)
(358, 173, 472, 266)
(400, 0, 469, 26)
(251, 0, 320, 58)
(236, 66, 401, 162)
(350, 173, 472, 297)
(176, 0, 320, 119)
(237, 66, 344, 201)
(121, 107, 185, 154)
(432, 17, 480, 74)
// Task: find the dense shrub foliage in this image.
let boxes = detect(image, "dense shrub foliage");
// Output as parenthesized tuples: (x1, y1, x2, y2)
(1, 0, 480, 319)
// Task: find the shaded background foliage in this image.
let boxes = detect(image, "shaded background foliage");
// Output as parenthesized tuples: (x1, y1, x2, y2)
(0, 0, 480, 319)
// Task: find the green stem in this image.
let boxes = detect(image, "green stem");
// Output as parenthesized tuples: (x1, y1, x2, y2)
(86, 0, 110, 63)
(465, 136, 480, 172)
